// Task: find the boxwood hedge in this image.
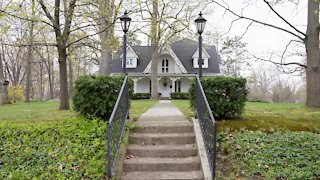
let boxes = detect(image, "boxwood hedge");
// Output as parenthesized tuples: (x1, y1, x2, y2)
(72, 75, 132, 121)
(190, 76, 248, 120)
(170, 92, 190, 99)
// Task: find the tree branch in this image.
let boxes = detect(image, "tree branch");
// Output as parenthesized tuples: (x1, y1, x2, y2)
(263, 0, 306, 37)
(211, 0, 305, 41)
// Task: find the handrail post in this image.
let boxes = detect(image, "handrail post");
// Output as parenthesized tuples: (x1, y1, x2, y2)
(107, 121, 112, 179)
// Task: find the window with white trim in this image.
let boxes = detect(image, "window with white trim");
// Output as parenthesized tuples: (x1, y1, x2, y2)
(162, 59, 169, 73)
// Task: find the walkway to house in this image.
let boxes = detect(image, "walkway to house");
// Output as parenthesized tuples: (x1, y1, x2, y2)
(121, 100, 204, 180)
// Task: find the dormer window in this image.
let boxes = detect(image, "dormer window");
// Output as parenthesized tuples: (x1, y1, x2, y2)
(126, 58, 137, 68)
(192, 48, 210, 68)
(162, 59, 169, 73)
(122, 46, 138, 68)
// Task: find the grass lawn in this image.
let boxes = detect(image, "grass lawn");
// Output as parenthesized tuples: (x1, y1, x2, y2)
(172, 100, 320, 179)
(0, 100, 157, 179)
(172, 100, 320, 132)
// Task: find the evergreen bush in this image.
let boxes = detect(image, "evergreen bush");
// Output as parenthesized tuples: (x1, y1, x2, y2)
(73, 75, 132, 120)
(190, 76, 248, 120)
(132, 93, 151, 99)
(170, 92, 190, 99)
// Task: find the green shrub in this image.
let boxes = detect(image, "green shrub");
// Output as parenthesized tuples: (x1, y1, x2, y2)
(8, 85, 24, 103)
(72, 75, 132, 120)
(190, 76, 248, 120)
(170, 92, 190, 99)
(132, 93, 150, 99)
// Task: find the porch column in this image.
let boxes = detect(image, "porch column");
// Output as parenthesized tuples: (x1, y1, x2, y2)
(169, 77, 177, 93)
(157, 77, 162, 92)
(132, 77, 141, 93)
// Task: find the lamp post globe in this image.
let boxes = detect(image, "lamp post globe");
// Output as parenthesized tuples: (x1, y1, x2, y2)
(195, 12, 206, 78)
(120, 10, 131, 33)
(120, 11, 131, 74)
(195, 11, 207, 35)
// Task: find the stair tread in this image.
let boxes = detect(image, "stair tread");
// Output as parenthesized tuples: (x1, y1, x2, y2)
(127, 144, 196, 150)
(130, 133, 195, 137)
(124, 157, 200, 164)
(135, 121, 192, 126)
(121, 171, 204, 180)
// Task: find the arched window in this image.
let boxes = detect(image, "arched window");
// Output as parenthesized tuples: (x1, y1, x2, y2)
(162, 59, 169, 73)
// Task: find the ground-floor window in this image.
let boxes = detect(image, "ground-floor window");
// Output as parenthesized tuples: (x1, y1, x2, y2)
(175, 80, 181, 92)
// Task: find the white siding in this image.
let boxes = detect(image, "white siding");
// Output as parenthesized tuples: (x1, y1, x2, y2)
(180, 78, 191, 92)
(136, 78, 150, 93)
(157, 55, 182, 74)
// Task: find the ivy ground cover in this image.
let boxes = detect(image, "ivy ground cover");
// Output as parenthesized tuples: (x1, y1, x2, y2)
(0, 100, 157, 179)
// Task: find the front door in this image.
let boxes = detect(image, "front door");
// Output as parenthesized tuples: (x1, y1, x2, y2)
(160, 79, 171, 98)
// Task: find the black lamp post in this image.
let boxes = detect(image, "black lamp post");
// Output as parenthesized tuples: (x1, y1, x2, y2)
(120, 10, 131, 75)
(195, 11, 207, 78)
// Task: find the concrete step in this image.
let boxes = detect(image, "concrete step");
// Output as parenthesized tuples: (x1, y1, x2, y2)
(121, 171, 204, 180)
(134, 121, 193, 133)
(127, 144, 197, 157)
(129, 133, 195, 145)
(123, 157, 201, 172)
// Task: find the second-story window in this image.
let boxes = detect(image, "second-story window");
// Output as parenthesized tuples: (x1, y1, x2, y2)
(162, 59, 169, 73)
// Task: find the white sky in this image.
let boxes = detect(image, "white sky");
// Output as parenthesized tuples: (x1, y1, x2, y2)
(201, 0, 308, 85)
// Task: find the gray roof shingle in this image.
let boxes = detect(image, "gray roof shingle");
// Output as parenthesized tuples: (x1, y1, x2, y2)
(111, 38, 221, 74)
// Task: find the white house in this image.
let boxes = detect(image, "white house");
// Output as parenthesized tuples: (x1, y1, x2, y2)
(111, 39, 221, 98)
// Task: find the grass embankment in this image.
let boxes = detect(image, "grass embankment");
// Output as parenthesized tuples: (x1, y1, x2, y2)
(172, 100, 320, 179)
(172, 100, 320, 132)
(0, 100, 157, 179)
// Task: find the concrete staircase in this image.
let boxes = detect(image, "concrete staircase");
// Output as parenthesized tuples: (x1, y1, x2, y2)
(121, 120, 204, 180)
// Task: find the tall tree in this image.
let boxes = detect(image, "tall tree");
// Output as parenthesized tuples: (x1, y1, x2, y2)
(25, 0, 36, 102)
(150, 0, 159, 99)
(138, 0, 199, 99)
(210, 0, 320, 108)
(0, 45, 8, 105)
(97, 0, 122, 75)
(220, 36, 248, 77)
(38, 0, 77, 110)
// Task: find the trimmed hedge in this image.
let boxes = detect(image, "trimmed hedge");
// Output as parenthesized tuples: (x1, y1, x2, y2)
(170, 92, 190, 99)
(190, 76, 248, 120)
(72, 75, 132, 120)
(132, 93, 151, 99)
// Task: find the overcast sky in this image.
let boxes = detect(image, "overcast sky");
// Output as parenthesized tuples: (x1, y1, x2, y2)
(200, 0, 307, 83)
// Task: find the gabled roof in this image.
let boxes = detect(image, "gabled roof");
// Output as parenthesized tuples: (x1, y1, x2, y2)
(111, 38, 221, 74)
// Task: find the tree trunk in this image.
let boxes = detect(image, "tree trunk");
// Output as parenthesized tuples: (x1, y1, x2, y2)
(68, 55, 73, 99)
(98, 0, 114, 75)
(46, 45, 54, 99)
(0, 45, 8, 104)
(305, 0, 320, 108)
(25, 0, 35, 102)
(99, 32, 112, 75)
(58, 45, 70, 110)
(0, 52, 5, 105)
(150, 0, 159, 99)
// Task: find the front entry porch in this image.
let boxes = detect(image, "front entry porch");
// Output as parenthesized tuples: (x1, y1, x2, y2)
(132, 75, 193, 98)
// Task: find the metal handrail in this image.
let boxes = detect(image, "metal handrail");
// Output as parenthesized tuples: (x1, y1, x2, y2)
(195, 75, 218, 179)
(107, 76, 129, 178)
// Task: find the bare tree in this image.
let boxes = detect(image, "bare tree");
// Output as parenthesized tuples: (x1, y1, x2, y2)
(25, 0, 36, 102)
(38, 0, 78, 110)
(209, 0, 320, 108)
(137, 0, 199, 99)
